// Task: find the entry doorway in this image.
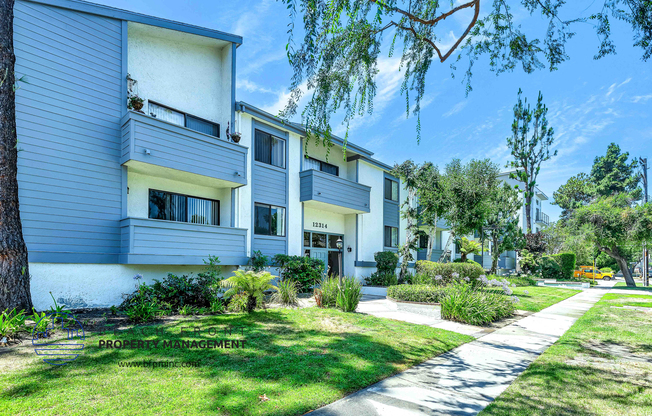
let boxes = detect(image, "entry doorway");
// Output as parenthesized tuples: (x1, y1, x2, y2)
(303, 231, 344, 276)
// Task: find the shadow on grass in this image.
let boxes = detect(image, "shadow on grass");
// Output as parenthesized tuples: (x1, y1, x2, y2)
(1, 308, 469, 415)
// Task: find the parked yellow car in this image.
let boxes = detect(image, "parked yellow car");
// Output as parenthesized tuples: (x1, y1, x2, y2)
(574, 266, 614, 280)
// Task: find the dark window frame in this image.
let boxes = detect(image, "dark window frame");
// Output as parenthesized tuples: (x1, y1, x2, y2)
(384, 178, 399, 202)
(148, 100, 220, 138)
(254, 202, 286, 237)
(307, 157, 339, 176)
(148, 189, 220, 226)
(384, 226, 398, 248)
(254, 129, 286, 169)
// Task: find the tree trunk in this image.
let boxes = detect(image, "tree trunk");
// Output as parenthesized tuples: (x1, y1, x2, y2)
(426, 225, 435, 260)
(0, 0, 32, 312)
(490, 234, 499, 274)
(525, 195, 532, 233)
(603, 246, 636, 287)
(460, 252, 467, 262)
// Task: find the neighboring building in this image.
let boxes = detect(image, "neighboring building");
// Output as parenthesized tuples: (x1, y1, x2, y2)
(14, 0, 426, 309)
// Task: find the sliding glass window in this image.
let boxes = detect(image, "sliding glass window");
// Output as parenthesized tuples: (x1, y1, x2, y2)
(254, 203, 286, 236)
(384, 226, 398, 248)
(254, 130, 285, 168)
(148, 190, 220, 226)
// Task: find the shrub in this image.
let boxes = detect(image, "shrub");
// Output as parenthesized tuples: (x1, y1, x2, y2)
(440, 283, 515, 325)
(501, 275, 537, 287)
(227, 293, 249, 313)
(273, 254, 324, 292)
(319, 276, 339, 308)
(271, 279, 299, 307)
(414, 261, 484, 286)
(365, 272, 398, 286)
(220, 270, 277, 313)
(452, 258, 478, 264)
(541, 256, 565, 280)
(519, 249, 541, 274)
(30, 309, 49, 333)
(126, 302, 162, 323)
(249, 250, 270, 272)
(387, 285, 449, 303)
(375, 251, 398, 274)
(0, 308, 26, 340)
(552, 252, 576, 279)
(336, 276, 362, 312)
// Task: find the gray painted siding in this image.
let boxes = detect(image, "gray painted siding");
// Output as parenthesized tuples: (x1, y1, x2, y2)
(416, 249, 444, 262)
(120, 218, 248, 265)
(299, 169, 371, 213)
(253, 164, 286, 206)
(383, 200, 399, 227)
(121, 112, 247, 185)
(15, 0, 123, 263)
(252, 235, 286, 258)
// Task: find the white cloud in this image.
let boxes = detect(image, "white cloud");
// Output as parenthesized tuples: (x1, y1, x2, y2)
(442, 100, 467, 117)
(632, 94, 652, 103)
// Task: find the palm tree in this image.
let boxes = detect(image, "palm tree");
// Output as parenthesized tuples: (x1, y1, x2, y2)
(220, 270, 277, 313)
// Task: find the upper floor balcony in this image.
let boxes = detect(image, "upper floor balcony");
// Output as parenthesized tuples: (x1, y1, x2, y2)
(120, 111, 248, 187)
(536, 211, 549, 226)
(300, 169, 371, 214)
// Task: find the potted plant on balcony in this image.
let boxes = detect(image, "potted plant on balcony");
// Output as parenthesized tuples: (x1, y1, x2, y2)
(226, 122, 241, 143)
(127, 94, 144, 112)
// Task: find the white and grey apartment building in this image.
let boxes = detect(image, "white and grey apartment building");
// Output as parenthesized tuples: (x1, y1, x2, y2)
(15, 0, 462, 309)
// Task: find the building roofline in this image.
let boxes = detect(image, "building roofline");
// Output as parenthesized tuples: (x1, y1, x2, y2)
(235, 101, 375, 158)
(25, 0, 243, 45)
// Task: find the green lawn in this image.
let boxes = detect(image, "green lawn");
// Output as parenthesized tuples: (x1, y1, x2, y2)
(511, 286, 581, 312)
(0, 308, 472, 416)
(480, 293, 652, 416)
(613, 282, 652, 292)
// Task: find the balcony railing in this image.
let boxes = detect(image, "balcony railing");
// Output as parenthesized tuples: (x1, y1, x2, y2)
(120, 111, 248, 186)
(119, 217, 248, 265)
(536, 211, 550, 226)
(300, 169, 371, 214)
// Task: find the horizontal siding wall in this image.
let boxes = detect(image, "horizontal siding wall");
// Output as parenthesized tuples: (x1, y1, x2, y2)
(383, 200, 399, 227)
(300, 170, 370, 213)
(15, 0, 124, 262)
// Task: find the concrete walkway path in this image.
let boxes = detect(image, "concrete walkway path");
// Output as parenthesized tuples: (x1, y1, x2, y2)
(309, 286, 611, 415)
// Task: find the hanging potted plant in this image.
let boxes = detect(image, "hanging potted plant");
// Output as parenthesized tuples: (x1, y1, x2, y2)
(230, 131, 242, 143)
(127, 95, 145, 112)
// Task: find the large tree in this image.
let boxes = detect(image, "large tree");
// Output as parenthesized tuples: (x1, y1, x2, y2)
(552, 173, 593, 221)
(416, 162, 449, 260)
(391, 160, 422, 281)
(279, 0, 652, 141)
(484, 183, 524, 274)
(572, 194, 652, 286)
(0, 0, 32, 311)
(506, 89, 557, 232)
(590, 142, 641, 199)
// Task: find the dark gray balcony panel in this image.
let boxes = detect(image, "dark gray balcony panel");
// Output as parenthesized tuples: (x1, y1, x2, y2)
(300, 170, 371, 214)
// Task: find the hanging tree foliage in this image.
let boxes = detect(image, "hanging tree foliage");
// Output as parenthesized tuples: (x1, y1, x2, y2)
(279, 0, 652, 143)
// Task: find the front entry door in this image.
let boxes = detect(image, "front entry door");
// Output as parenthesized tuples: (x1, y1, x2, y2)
(311, 250, 329, 275)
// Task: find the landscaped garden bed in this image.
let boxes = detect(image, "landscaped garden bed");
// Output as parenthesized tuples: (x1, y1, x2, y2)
(0, 308, 472, 416)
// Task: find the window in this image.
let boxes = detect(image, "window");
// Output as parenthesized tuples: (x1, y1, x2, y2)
(384, 178, 399, 202)
(304, 157, 339, 176)
(148, 190, 219, 226)
(384, 226, 398, 248)
(148, 101, 219, 137)
(419, 234, 428, 249)
(254, 203, 286, 236)
(312, 233, 327, 248)
(255, 130, 285, 168)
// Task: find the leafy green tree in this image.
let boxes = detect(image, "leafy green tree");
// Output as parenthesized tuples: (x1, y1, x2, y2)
(279, 0, 651, 142)
(391, 160, 422, 281)
(220, 270, 278, 313)
(572, 194, 652, 286)
(506, 90, 557, 232)
(484, 183, 525, 274)
(552, 173, 594, 221)
(416, 162, 449, 260)
(456, 237, 481, 263)
(443, 158, 500, 238)
(590, 143, 641, 199)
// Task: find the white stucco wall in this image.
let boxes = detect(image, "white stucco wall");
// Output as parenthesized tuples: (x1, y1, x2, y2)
(128, 22, 232, 129)
(127, 170, 232, 226)
(303, 139, 350, 179)
(29, 263, 236, 310)
(288, 132, 303, 256)
(357, 160, 385, 262)
(236, 113, 253, 256)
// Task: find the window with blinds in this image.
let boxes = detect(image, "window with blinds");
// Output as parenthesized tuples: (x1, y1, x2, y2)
(148, 190, 220, 226)
(254, 130, 285, 168)
(148, 101, 220, 138)
(303, 157, 339, 176)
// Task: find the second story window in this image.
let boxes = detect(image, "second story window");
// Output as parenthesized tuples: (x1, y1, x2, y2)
(148, 190, 220, 226)
(255, 130, 285, 168)
(304, 157, 339, 176)
(254, 203, 286, 237)
(384, 178, 399, 202)
(148, 101, 220, 138)
(384, 226, 398, 248)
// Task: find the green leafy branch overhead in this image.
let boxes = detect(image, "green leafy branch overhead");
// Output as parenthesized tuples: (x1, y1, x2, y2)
(278, 0, 652, 145)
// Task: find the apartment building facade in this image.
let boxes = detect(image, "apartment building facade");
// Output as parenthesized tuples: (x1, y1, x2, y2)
(14, 0, 427, 309)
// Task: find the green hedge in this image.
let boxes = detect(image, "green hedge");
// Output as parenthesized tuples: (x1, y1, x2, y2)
(413, 261, 485, 285)
(387, 284, 449, 303)
(542, 253, 577, 280)
(552, 252, 576, 279)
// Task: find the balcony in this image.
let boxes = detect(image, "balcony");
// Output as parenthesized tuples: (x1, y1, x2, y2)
(120, 111, 248, 187)
(119, 217, 248, 265)
(300, 169, 371, 214)
(536, 211, 550, 226)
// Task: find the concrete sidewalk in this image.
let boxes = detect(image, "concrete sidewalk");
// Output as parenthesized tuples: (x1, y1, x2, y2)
(309, 287, 609, 416)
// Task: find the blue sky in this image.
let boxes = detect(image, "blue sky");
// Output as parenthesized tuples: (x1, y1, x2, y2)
(96, 0, 651, 221)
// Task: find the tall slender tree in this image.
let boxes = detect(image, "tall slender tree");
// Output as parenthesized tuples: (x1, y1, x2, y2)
(484, 183, 524, 274)
(0, 0, 32, 311)
(416, 162, 449, 260)
(506, 89, 557, 233)
(391, 160, 422, 281)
